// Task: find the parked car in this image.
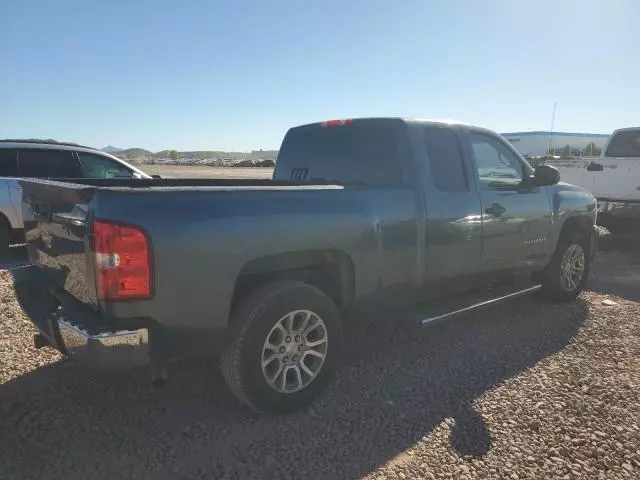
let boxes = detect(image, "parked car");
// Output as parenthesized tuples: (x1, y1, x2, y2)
(14, 118, 598, 413)
(547, 127, 640, 231)
(0, 140, 151, 254)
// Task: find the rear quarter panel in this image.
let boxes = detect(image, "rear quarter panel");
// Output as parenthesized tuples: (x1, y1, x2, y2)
(97, 186, 421, 333)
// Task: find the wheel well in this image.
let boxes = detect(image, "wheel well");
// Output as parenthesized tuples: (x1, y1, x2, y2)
(0, 212, 10, 235)
(560, 216, 593, 244)
(231, 250, 354, 313)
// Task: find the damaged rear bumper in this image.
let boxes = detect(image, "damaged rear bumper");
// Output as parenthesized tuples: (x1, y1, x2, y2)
(13, 266, 150, 370)
(56, 314, 149, 370)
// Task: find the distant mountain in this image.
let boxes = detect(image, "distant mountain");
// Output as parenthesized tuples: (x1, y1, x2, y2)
(101, 145, 123, 153)
(112, 148, 278, 167)
(118, 148, 154, 157)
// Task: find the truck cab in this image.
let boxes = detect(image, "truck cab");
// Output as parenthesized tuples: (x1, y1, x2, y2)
(549, 127, 640, 203)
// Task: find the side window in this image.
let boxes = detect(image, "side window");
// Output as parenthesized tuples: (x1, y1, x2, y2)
(77, 153, 134, 178)
(0, 149, 19, 177)
(18, 149, 80, 178)
(469, 133, 524, 190)
(424, 127, 467, 192)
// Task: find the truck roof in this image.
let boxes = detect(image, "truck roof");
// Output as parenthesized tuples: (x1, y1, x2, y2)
(610, 126, 640, 134)
(0, 139, 97, 150)
(0, 140, 116, 158)
(288, 117, 500, 137)
(291, 117, 475, 129)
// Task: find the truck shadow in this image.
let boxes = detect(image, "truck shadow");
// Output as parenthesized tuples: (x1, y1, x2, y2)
(589, 235, 640, 302)
(0, 294, 588, 480)
(0, 246, 30, 270)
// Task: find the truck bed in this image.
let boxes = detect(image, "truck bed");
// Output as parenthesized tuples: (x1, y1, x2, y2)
(20, 176, 418, 358)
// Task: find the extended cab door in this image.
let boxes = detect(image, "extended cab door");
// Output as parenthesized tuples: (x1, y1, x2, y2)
(419, 125, 483, 289)
(462, 129, 553, 275)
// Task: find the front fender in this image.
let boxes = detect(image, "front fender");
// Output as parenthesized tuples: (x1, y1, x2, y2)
(549, 183, 597, 244)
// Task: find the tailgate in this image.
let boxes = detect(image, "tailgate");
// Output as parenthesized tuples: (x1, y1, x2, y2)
(20, 179, 99, 308)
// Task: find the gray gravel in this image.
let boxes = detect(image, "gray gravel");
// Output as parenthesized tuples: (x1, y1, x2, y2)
(1, 244, 639, 480)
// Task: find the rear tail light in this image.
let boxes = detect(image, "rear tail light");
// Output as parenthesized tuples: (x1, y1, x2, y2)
(322, 119, 353, 128)
(92, 220, 152, 301)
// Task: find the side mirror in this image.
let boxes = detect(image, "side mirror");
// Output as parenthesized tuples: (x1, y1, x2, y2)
(532, 165, 560, 186)
(151, 174, 163, 179)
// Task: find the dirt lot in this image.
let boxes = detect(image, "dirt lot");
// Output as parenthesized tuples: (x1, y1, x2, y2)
(1, 190, 639, 478)
(141, 164, 274, 179)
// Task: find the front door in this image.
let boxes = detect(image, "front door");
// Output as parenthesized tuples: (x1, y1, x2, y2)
(464, 130, 553, 275)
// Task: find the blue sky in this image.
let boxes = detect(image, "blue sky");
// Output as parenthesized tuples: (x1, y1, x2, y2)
(2, 0, 638, 151)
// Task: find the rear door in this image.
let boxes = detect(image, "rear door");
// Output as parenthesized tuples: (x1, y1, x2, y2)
(420, 125, 483, 288)
(463, 130, 553, 275)
(17, 148, 83, 226)
(17, 148, 82, 178)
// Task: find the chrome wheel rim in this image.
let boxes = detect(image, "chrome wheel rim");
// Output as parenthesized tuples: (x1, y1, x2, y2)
(261, 310, 328, 394)
(560, 244, 585, 292)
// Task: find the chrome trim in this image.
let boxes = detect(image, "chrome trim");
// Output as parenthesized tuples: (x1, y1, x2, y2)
(420, 285, 542, 327)
(58, 318, 150, 370)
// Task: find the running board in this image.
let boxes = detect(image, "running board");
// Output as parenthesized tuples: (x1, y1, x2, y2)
(419, 284, 542, 327)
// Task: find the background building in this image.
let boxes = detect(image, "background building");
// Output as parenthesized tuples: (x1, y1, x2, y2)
(501, 131, 609, 157)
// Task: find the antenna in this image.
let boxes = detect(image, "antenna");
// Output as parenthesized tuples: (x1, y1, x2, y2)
(546, 102, 557, 157)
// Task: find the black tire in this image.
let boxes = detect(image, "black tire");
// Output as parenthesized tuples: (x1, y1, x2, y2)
(0, 219, 10, 258)
(221, 280, 343, 413)
(541, 230, 591, 302)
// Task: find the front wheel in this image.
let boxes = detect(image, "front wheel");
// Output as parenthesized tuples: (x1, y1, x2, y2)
(221, 281, 342, 413)
(541, 232, 590, 301)
(0, 220, 9, 258)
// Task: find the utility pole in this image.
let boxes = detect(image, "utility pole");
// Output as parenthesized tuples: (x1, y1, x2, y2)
(546, 102, 557, 157)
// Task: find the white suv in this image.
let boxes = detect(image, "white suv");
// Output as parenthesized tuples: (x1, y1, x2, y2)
(0, 140, 151, 254)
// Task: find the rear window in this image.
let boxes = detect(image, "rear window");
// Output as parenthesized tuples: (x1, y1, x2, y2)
(0, 149, 19, 176)
(423, 126, 468, 192)
(604, 130, 640, 157)
(275, 121, 403, 185)
(18, 149, 80, 178)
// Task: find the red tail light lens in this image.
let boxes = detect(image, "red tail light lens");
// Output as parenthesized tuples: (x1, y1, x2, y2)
(322, 119, 353, 128)
(92, 220, 152, 300)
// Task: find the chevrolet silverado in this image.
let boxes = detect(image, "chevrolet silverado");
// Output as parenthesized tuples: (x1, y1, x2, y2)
(14, 118, 597, 413)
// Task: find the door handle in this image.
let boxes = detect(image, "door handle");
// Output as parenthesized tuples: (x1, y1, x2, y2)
(587, 162, 604, 172)
(485, 202, 506, 217)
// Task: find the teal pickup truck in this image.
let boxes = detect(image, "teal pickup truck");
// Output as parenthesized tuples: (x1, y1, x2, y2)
(16, 118, 597, 413)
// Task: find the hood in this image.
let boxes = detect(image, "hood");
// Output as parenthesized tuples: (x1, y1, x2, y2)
(554, 181, 590, 193)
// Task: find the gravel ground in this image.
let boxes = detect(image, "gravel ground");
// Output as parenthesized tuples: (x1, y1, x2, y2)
(1, 238, 639, 479)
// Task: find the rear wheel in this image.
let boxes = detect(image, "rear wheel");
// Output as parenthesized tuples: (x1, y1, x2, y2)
(541, 231, 590, 301)
(221, 280, 342, 413)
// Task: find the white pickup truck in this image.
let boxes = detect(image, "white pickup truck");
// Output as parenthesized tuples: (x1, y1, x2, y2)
(548, 127, 640, 231)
